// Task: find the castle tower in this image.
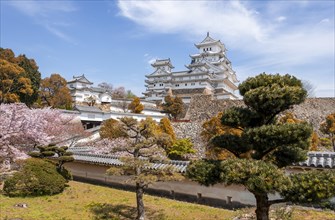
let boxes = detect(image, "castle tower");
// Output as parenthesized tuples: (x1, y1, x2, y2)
(143, 33, 238, 103)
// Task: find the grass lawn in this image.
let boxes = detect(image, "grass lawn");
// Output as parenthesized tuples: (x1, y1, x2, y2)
(1, 181, 334, 220)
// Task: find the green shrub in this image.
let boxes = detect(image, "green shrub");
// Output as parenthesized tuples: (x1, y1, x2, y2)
(3, 158, 67, 197)
(167, 138, 196, 160)
(58, 167, 73, 181)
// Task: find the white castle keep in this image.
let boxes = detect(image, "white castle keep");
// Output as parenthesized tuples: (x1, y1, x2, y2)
(143, 33, 239, 103)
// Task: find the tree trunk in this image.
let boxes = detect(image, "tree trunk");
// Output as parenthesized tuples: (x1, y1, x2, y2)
(331, 134, 334, 152)
(254, 193, 270, 220)
(136, 182, 145, 220)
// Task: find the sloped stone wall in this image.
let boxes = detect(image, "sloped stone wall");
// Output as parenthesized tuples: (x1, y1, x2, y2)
(172, 95, 335, 158)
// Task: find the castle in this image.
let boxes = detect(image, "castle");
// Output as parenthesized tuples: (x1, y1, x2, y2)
(143, 33, 239, 103)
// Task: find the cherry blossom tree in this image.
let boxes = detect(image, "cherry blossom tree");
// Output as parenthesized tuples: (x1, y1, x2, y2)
(0, 103, 84, 171)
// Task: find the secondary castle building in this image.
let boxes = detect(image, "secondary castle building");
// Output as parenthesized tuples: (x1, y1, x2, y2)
(67, 75, 112, 105)
(143, 33, 239, 103)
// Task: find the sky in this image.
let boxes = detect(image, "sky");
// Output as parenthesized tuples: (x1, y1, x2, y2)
(1, 0, 334, 98)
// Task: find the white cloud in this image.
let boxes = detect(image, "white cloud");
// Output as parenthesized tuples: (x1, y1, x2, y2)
(276, 16, 286, 22)
(319, 18, 330, 24)
(117, 1, 266, 42)
(117, 0, 334, 97)
(7, 1, 76, 16)
(6, 0, 77, 43)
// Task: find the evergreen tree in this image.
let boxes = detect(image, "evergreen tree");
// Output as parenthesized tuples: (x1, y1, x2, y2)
(100, 117, 182, 220)
(187, 73, 335, 220)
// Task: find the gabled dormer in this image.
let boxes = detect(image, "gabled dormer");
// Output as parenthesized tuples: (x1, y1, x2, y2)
(151, 58, 174, 73)
(195, 32, 226, 54)
(67, 74, 93, 89)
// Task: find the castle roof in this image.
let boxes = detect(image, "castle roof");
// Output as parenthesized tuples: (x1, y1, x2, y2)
(67, 74, 93, 84)
(73, 105, 103, 113)
(195, 32, 226, 51)
(151, 58, 174, 68)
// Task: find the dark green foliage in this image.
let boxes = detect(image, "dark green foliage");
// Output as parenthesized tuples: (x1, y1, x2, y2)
(221, 107, 262, 129)
(245, 123, 312, 165)
(282, 170, 335, 203)
(219, 159, 291, 194)
(239, 73, 307, 124)
(16, 55, 41, 106)
(211, 134, 251, 158)
(186, 160, 223, 186)
(29, 145, 74, 180)
(188, 73, 333, 220)
(58, 167, 73, 181)
(3, 158, 67, 197)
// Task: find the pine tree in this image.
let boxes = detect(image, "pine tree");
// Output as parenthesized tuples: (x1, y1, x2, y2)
(187, 73, 335, 220)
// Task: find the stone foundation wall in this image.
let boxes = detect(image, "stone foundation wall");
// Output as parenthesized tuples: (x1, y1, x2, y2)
(172, 95, 335, 158)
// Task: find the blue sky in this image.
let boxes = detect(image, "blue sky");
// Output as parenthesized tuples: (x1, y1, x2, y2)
(1, 0, 334, 97)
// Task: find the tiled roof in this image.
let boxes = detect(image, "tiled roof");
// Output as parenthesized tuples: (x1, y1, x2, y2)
(71, 152, 189, 173)
(90, 87, 109, 93)
(74, 105, 103, 113)
(69, 149, 335, 171)
(296, 152, 335, 169)
(68, 147, 95, 153)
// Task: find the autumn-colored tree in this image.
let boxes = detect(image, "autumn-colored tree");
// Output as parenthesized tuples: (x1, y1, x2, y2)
(187, 73, 335, 220)
(40, 73, 72, 109)
(201, 112, 240, 159)
(128, 97, 144, 113)
(0, 48, 41, 106)
(159, 117, 176, 141)
(320, 112, 335, 151)
(0, 59, 33, 104)
(99, 117, 182, 220)
(99, 118, 128, 139)
(278, 112, 319, 151)
(162, 95, 184, 120)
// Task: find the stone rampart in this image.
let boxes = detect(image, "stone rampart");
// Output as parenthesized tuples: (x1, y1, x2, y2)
(172, 95, 335, 158)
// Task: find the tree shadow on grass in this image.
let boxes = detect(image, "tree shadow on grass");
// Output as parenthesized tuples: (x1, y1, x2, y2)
(88, 202, 166, 220)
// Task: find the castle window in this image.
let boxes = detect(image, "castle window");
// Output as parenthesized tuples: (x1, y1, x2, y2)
(154, 84, 156, 87)
(175, 84, 179, 87)
(185, 83, 187, 86)
(191, 83, 195, 86)
(159, 83, 163, 86)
